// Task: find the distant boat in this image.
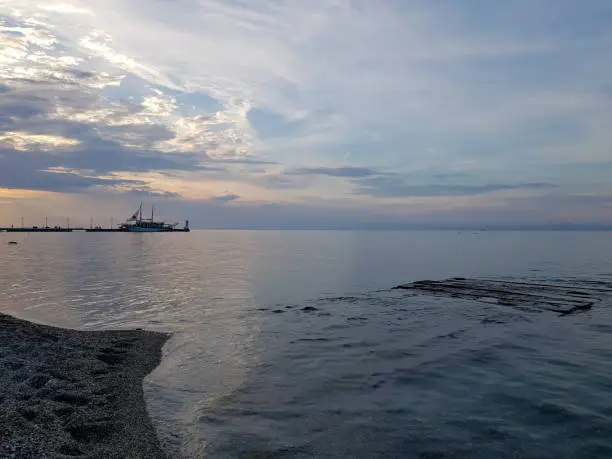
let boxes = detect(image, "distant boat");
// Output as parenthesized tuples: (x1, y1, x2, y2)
(118, 203, 189, 232)
(8, 241, 18, 245)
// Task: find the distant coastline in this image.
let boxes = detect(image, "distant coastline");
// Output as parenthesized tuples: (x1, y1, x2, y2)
(141, 226, 612, 231)
(3, 225, 612, 232)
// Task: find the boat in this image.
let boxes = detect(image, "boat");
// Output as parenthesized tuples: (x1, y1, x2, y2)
(118, 203, 189, 232)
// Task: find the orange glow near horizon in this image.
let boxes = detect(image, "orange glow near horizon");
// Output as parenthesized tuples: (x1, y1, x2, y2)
(0, 188, 55, 199)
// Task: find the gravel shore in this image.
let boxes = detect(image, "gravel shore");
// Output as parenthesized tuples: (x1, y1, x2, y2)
(0, 313, 169, 458)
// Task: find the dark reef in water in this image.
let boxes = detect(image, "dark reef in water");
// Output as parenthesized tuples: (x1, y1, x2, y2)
(394, 278, 611, 315)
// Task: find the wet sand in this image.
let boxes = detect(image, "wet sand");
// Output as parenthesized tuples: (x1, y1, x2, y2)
(0, 313, 169, 458)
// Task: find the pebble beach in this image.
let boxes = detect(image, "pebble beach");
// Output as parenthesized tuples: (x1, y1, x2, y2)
(0, 313, 169, 458)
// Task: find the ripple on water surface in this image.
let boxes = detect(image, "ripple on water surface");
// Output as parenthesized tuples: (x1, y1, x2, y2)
(182, 284, 612, 458)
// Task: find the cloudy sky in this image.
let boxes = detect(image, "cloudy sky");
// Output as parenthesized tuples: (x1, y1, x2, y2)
(1, 0, 611, 228)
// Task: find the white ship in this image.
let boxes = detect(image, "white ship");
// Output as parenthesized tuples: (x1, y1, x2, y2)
(119, 203, 189, 232)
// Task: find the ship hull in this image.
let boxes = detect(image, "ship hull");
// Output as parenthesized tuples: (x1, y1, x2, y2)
(126, 227, 175, 232)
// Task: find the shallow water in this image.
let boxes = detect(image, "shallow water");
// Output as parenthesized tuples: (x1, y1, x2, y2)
(1, 230, 611, 457)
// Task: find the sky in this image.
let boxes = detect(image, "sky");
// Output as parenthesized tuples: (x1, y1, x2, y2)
(1, 0, 611, 229)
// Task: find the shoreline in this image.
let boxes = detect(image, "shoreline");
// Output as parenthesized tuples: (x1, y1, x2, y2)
(0, 312, 169, 458)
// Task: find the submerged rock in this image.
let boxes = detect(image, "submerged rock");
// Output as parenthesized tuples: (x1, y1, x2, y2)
(395, 277, 609, 315)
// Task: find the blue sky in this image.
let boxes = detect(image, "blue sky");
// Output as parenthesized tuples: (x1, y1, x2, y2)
(1, 0, 611, 228)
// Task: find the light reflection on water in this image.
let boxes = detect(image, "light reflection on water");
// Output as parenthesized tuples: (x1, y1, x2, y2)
(1, 230, 612, 457)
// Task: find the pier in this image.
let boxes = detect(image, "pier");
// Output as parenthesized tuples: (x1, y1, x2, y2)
(1, 227, 75, 232)
(2, 204, 190, 233)
(0, 227, 189, 233)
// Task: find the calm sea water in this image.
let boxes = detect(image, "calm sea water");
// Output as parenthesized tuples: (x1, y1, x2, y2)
(1, 230, 612, 458)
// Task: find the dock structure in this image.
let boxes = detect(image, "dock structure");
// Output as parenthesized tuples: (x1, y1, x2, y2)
(1, 203, 190, 233)
(0, 227, 189, 233)
(0, 227, 74, 232)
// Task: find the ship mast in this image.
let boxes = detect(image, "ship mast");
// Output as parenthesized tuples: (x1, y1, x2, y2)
(151, 205, 155, 221)
(139, 202, 143, 222)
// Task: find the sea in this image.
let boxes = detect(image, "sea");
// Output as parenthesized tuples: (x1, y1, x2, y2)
(1, 230, 611, 458)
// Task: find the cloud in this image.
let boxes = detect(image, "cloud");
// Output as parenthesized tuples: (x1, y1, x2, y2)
(120, 189, 181, 198)
(0, 11, 257, 167)
(0, 167, 143, 193)
(0, 13, 236, 196)
(209, 194, 240, 203)
(354, 176, 557, 198)
(0, 132, 80, 151)
(252, 174, 300, 190)
(0, 138, 214, 196)
(211, 158, 278, 166)
(39, 3, 94, 15)
(289, 166, 386, 178)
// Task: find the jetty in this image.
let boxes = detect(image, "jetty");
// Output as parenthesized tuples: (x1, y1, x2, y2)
(0, 203, 189, 233)
(0, 227, 188, 233)
(1, 227, 74, 232)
